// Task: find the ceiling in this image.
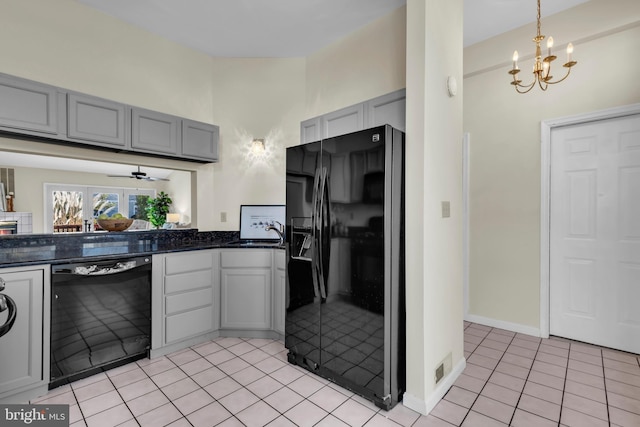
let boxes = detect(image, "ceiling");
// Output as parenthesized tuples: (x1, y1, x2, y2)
(7, 0, 590, 176)
(75, 0, 591, 55)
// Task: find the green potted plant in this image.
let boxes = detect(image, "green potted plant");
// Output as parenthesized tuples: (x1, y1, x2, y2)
(145, 191, 173, 228)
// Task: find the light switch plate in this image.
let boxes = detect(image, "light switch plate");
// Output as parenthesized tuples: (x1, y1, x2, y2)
(442, 201, 450, 218)
(220, 212, 227, 222)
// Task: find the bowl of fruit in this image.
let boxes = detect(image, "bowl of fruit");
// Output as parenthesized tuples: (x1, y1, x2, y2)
(96, 213, 133, 232)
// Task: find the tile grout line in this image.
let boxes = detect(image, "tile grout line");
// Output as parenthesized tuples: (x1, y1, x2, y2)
(459, 324, 519, 426)
(505, 334, 545, 427)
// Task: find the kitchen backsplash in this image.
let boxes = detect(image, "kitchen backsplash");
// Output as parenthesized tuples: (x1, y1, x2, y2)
(0, 212, 32, 234)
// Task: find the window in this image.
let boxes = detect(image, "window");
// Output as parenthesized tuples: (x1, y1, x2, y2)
(45, 184, 155, 233)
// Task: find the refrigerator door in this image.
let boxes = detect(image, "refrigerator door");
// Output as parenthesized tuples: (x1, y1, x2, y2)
(285, 141, 322, 370)
(317, 127, 390, 404)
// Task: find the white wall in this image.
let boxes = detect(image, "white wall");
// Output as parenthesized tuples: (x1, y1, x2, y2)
(305, 6, 406, 118)
(464, 0, 640, 330)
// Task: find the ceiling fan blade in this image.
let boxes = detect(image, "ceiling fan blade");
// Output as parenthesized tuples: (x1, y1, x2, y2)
(107, 166, 170, 181)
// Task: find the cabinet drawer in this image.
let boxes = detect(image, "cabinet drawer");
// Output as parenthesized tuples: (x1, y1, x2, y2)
(165, 288, 212, 315)
(165, 251, 214, 275)
(165, 307, 213, 344)
(220, 250, 272, 268)
(165, 269, 212, 294)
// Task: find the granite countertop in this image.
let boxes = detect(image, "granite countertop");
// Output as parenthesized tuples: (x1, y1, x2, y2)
(0, 229, 284, 268)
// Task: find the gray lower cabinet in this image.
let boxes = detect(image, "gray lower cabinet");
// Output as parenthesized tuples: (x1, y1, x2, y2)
(67, 93, 128, 148)
(0, 74, 58, 135)
(131, 107, 180, 156)
(0, 265, 49, 403)
(272, 250, 285, 336)
(220, 250, 272, 330)
(152, 250, 219, 352)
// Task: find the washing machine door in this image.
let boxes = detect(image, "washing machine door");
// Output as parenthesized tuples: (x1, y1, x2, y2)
(0, 279, 17, 338)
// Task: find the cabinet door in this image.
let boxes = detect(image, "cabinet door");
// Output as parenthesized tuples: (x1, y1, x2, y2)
(181, 119, 219, 162)
(322, 103, 365, 138)
(272, 251, 286, 335)
(220, 268, 272, 330)
(0, 74, 58, 135)
(67, 93, 127, 148)
(131, 108, 179, 155)
(0, 269, 44, 398)
(301, 117, 321, 144)
(366, 89, 406, 131)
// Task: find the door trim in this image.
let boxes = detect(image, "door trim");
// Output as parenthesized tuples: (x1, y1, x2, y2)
(463, 133, 470, 318)
(540, 103, 640, 338)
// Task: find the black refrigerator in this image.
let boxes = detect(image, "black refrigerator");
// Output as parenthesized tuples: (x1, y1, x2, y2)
(285, 125, 405, 410)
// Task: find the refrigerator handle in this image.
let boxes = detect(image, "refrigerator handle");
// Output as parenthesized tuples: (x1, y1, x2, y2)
(310, 168, 322, 298)
(317, 167, 328, 300)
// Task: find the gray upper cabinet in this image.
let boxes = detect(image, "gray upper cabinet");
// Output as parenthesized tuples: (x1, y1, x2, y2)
(366, 89, 406, 132)
(0, 74, 58, 135)
(131, 108, 179, 156)
(0, 73, 220, 163)
(302, 89, 405, 142)
(181, 119, 219, 162)
(67, 93, 127, 148)
(300, 117, 321, 144)
(322, 103, 365, 138)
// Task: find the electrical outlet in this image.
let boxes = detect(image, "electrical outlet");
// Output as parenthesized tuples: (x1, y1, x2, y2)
(442, 201, 450, 218)
(220, 212, 227, 222)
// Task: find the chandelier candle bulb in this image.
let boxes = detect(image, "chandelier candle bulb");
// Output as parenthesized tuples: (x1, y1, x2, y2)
(512, 50, 519, 70)
(547, 36, 554, 57)
(567, 43, 574, 62)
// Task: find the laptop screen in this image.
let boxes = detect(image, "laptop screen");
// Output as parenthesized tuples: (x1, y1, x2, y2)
(239, 205, 285, 241)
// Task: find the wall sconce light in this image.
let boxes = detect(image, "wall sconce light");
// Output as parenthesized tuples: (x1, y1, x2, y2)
(251, 138, 266, 156)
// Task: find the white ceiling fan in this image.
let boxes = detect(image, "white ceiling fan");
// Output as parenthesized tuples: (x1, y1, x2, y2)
(107, 166, 170, 181)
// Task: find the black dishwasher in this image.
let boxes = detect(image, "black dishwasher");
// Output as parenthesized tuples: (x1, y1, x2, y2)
(50, 256, 151, 389)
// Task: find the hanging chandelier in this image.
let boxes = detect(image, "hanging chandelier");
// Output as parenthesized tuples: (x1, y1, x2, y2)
(508, 0, 577, 93)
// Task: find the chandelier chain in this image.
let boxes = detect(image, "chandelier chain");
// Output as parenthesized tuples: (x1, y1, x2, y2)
(536, 0, 541, 38)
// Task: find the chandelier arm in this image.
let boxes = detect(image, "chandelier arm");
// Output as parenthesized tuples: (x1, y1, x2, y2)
(537, 78, 549, 91)
(514, 80, 537, 94)
(544, 66, 574, 85)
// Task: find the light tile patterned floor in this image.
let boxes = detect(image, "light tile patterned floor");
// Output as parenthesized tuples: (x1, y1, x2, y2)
(30, 322, 640, 426)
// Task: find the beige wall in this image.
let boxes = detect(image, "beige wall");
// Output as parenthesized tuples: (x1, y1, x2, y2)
(464, 0, 640, 330)
(403, 0, 464, 413)
(305, 6, 406, 118)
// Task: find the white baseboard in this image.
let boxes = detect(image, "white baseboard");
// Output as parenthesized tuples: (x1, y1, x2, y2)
(465, 313, 541, 337)
(402, 357, 466, 415)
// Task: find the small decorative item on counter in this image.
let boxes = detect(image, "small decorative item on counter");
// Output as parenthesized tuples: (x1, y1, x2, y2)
(6, 192, 14, 212)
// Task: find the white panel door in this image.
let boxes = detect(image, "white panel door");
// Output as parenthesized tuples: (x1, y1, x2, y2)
(550, 113, 640, 354)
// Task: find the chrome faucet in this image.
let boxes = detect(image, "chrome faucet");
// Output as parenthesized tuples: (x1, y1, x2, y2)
(265, 221, 284, 244)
